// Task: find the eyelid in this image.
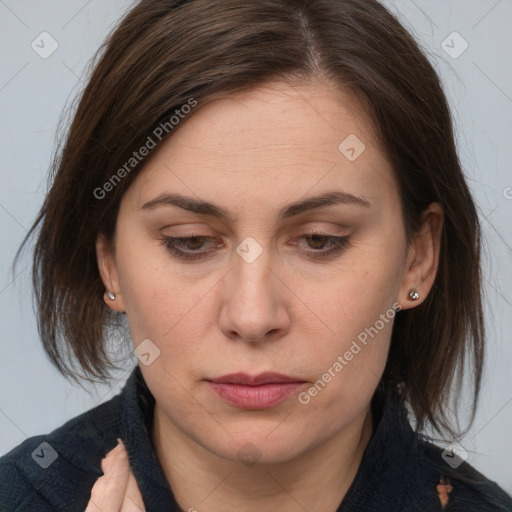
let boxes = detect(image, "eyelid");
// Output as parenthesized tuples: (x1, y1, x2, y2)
(157, 227, 349, 246)
(292, 224, 349, 236)
(159, 222, 350, 237)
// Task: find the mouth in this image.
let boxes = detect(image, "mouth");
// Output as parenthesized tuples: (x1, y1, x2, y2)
(206, 372, 308, 409)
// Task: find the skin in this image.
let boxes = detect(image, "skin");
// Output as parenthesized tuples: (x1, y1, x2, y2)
(85, 440, 145, 512)
(95, 79, 443, 511)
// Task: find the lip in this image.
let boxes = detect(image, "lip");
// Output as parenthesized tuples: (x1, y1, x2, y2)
(210, 372, 304, 385)
(207, 372, 307, 409)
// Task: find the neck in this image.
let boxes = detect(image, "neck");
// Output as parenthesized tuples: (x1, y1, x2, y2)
(152, 404, 374, 512)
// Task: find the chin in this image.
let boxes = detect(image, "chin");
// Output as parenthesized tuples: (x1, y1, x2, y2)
(203, 423, 315, 467)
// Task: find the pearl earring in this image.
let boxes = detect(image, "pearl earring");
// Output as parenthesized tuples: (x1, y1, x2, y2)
(106, 291, 116, 301)
(408, 289, 420, 301)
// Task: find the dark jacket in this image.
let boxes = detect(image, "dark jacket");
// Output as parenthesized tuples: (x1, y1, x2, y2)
(1, 364, 511, 511)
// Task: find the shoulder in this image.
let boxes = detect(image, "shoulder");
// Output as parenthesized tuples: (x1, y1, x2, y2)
(415, 436, 512, 511)
(0, 391, 124, 512)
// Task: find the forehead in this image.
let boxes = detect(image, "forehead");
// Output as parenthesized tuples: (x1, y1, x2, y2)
(126, 79, 398, 215)
(167, 79, 377, 154)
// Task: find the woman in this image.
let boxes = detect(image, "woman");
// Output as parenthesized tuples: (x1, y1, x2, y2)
(1, 0, 511, 510)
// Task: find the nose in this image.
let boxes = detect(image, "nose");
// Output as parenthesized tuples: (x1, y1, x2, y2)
(218, 246, 291, 343)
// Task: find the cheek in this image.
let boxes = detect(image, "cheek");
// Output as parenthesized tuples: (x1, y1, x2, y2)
(291, 240, 403, 404)
(115, 243, 217, 377)
(112, 238, 172, 343)
(296, 310, 394, 431)
(121, 273, 204, 352)
(294, 237, 403, 343)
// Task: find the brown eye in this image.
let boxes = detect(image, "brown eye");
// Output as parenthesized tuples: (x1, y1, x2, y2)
(159, 236, 222, 261)
(298, 234, 351, 259)
(304, 234, 330, 250)
(181, 236, 209, 250)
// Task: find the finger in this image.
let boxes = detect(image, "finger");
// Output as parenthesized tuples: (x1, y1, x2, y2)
(86, 443, 130, 512)
(120, 470, 145, 512)
(85, 442, 130, 512)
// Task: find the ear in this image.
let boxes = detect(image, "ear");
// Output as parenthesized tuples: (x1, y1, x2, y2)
(96, 233, 126, 313)
(398, 202, 443, 310)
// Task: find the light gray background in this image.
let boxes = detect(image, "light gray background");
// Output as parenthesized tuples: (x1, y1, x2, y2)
(1, 0, 511, 495)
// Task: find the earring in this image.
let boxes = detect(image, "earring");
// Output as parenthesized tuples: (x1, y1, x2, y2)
(408, 289, 420, 301)
(106, 291, 116, 301)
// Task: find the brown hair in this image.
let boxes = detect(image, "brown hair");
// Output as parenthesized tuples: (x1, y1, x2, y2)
(14, 0, 484, 439)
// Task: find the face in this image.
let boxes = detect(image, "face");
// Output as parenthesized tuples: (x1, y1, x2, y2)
(97, 79, 435, 465)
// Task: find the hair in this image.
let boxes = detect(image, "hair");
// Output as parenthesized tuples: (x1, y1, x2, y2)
(14, 0, 484, 440)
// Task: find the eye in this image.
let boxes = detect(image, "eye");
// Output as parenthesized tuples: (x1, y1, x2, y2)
(156, 232, 351, 261)
(292, 233, 351, 259)
(158, 235, 222, 261)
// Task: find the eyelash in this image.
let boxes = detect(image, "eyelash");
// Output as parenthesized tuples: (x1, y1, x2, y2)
(157, 232, 350, 261)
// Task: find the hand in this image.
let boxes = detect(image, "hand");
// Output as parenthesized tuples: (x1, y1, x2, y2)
(85, 439, 145, 512)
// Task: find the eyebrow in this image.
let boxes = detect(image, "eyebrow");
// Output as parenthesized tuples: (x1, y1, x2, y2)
(140, 190, 371, 221)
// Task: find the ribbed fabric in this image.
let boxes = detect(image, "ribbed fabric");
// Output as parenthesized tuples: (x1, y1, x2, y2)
(1, 365, 511, 511)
